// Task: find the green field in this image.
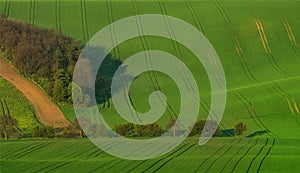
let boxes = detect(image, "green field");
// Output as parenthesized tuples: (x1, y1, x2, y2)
(0, 77, 40, 132)
(1, 138, 300, 173)
(1, 0, 300, 172)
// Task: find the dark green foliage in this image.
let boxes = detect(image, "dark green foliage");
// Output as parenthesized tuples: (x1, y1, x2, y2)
(234, 122, 247, 136)
(188, 120, 221, 137)
(0, 115, 19, 139)
(0, 17, 82, 103)
(32, 126, 55, 138)
(115, 123, 164, 137)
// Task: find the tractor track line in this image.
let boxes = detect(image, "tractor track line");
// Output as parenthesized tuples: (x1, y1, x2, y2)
(245, 138, 271, 173)
(214, 1, 258, 83)
(241, 0, 290, 77)
(133, 0, 176, 119)
(256, 138, 276, 172)
(152, 144, 196, 173)
(29, 0, 32, 24)
(105, 0, 137, 121)
(184, 0, 205, 34)
(80, 0, 87, 42)
(32, 0, 36, 25)
(4, 0, 8, 17)
(157, 0, 220, 122)
(204, 138, 243, 173)
(43, 161, 72, 172)
(11, 142, 52, 160)
(1, 142, 36, 158)
(125, 142, 178, 173)
(234, 92, 265, 131)
(83, 0, 89, 40)
(159, 0, 226, 126)
(141, 143, 190, 173)
(5, 0, 10, 18)
(56, 0, 62, 31)
(10, 161, 48, 173)
(31, 161, 71, 173)
(194, 138, 235, 173)
(271, 0, 300, 58)
(109, 142, 170, 172)
(230, 138, 259, 173)
(272, 84, 300, 125)
(141, 144, 196, 173)
(220, 138, 252, 172)
(237, 91, 277, 137)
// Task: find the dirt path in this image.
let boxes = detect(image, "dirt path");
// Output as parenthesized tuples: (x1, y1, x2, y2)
(0, 58, 72, 128)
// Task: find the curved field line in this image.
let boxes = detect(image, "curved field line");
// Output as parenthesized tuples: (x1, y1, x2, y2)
(142, 144, 195, 173)
(124, 142, 178, 173)
(55, 0, 62, 31)
(237, 91, 277, 137)
(230, 138, 259, 173)
(11, 142, 52, 160)
(256, 138, 276, 172)
(0, 58, 72, 128)
(220, 138, 252, 172)
(0, 142, 37, 158)
(31, 161, 71, 173)
(193, 138, 235, 173)
(105, 0, 137, 121)
(10, 161, 48, 173)
(80, 0, 86, 42)
(245, 138, 271, 173)
(132, 0, 176, 119)
(271, 0, 300, 58)
(204, 138, 243, 173)
(32, 0, 36, 25)
(158, 0, 228, 128)
(272, 84, 300, 125)
(83, 0, 89, 40)
(214, 1, 258, 83)
(241, 0, 290, 77)
(140, 143, 190, 173)
(29, 0, 32, 24)
(5, 0, 10, 18)
(4, 0, 8, 17)
(151, 144, 196, 173)
(157, 0, 226, 123)
(184, 0, 205, 34)
(40, 162, 72, 173)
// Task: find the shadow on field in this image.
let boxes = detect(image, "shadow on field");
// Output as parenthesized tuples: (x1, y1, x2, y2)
(246, 130, 269, 137)
(219, 128, 235, 137)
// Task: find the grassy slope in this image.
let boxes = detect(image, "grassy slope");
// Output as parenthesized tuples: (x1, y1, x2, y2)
(0, 0, 300, 137)
(0, 77, 39, 131)
(0, 138, 300, 172)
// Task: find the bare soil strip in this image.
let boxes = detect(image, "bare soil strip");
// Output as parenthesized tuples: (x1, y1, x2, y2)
(0, 58, 72, 128)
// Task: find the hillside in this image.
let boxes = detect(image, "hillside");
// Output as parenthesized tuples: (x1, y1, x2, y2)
(0, 58, 71, 128)
(1, 0, 299, 137)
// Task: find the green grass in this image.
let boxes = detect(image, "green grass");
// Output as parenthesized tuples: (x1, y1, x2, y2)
(0, 1, 300, 172)
(0, 77, 40, 132)
(0, 138, 300, 172)
(0, 0, 300, 136)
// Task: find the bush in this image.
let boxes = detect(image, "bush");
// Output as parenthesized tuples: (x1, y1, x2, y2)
(115, 123, 164, 137)
(234, 122, 247, 136)
(32, 126, 55, 138)
(188, 120, 221, 137)
(0, 115, 19, 139)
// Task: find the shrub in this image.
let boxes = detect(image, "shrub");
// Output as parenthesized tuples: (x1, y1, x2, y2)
(188, 120, 221, 137)
(234, 122, 247, 136)
(115, 123, 164, 137)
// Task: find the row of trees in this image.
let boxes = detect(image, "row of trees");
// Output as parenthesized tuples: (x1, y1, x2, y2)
(0, 14, 82, 103)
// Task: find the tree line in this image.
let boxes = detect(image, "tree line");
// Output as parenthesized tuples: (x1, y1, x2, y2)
(0, 14, 82, 103)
